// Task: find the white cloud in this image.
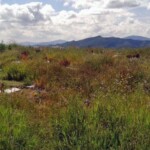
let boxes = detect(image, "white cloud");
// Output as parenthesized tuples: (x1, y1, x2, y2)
(106, 0, 140, 8)
(0, 2, 54, 25)
(0, 1, 150, 42)
(63, 0, 145, 9)
(0, 2, 55, 42)
(147, 2, 150, 9)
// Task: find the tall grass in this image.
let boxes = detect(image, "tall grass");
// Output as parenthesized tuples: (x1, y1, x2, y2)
(0, 46, 149, 149)
(0, 105, 38, 150)
(51, 91, 150, 150)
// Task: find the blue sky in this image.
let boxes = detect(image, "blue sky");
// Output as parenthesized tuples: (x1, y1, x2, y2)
(0, 0, 150, 42)
(2, 0, 56, 4)
(1, 0, 67, 11)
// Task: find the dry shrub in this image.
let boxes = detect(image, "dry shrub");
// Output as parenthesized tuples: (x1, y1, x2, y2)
(59, 59, 70, 67)
(111, 61, 145, 93)
(20, 51, 30, 60)
(44, 56, 55, 63)
(81, 55, 115, 74)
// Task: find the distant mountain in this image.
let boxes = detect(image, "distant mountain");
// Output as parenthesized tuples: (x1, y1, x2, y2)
(20, 40, 66, 46)
(125, 35, 150, 41)
(59, 36, 150, 48)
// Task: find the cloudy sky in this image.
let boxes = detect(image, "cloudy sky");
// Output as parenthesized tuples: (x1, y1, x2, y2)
(0, 0, 150, 42)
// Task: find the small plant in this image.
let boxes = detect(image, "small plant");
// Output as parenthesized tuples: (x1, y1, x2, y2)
(2, 63, 29, 81)
(59, 59, 70, 67)
(52, 98, 88, 149)
(20, 51, 29, 60)
(0, 41, 6, 52)
(82, 55, 114, 73)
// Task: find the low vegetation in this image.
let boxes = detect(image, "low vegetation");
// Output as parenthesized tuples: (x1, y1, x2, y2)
(0, 44, 149, 149)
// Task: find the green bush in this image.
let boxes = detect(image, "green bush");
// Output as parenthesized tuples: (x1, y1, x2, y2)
(2, 63, 29, 81)
(0, 42, 6, 52)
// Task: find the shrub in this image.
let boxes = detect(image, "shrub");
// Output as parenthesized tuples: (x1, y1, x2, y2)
(0, 42, 6, 52)
(2, 63, 29, 81)
(82, 55, 114, 73)
(59, 59, 71, 67)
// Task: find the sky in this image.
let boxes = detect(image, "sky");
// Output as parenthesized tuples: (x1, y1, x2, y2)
(0, 0, 150, 42)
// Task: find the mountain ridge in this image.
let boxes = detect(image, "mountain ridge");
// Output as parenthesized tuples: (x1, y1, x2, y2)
(20, 40, 66, 46)
(19, 35, 150, 48)
(58, 36, 150, 48)
(125, 35, 150, 41)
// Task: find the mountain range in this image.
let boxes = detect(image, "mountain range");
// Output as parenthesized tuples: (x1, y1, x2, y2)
(20, 35, 150, 48)
(20, 40, 66, 46)
(125, 36, 150, 41)
(58, 36, 150, 48)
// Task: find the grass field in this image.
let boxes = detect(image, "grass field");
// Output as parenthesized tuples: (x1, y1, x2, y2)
(0, 45, 150, 149)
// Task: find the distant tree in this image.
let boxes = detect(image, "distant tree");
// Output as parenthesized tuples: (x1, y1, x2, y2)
(0, 41, 6, 52)
(8, 44, 12, 50)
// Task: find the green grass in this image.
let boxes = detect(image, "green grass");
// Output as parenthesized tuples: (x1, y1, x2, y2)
(51, 91, 150, 150)
(0, 80, 24, 88)
(0, 45, 149, 149)
(0, 105, 38, 150)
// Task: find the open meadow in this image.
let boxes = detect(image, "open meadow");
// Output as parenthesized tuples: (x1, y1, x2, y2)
(0, 44, 150, 149)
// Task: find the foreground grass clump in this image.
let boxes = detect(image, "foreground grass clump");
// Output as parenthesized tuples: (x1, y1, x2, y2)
(2, 63, 28, 81)
(0, 105, 38, 149)
(0, 46, 149, 149)
(52, 91, 150, 150)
